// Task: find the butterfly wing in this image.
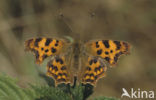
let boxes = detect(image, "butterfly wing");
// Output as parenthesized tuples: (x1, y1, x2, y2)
(79, 55, 107, 86)
(46, 55, 72, 86)
(79, 40, 130, 86)
(25, 38, 70, 64)
(85, 40, 130, 66)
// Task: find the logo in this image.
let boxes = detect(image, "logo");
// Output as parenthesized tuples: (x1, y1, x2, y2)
(121, 88, 155, 99)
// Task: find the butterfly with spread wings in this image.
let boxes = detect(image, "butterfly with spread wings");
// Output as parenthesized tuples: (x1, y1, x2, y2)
(25, 37, 130, 86)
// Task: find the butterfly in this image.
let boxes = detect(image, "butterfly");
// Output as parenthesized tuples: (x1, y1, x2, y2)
(25, 37, 130, 86)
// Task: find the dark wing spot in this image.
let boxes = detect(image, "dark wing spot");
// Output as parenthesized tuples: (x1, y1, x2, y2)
(45, 49, 49, 52)
(116, 52, 121, 57)
(41, 48, 44, 50)
(105, 57, 110, 62)
(53, 66, 58, 71)
(94, 67, 98, 72)
(123, 42, 129, 52)
(51, 48, 56, 53)
(96, 44, 99, 48)
(62, 73, 67, 77)
(86, 67, 91, 71)
(98, 66, 102, 70)
(94, 66, 101, 72)
(94, 76, 98, 80)
(99, 65, 102, 69)
(58, 73, 62, 76)
(118, 52, 123, 55)
(89, 73, 94, 77)
(42, 54, 48, 59)
(55, 40, 59, 46)
(97, 49, 102, 55)
(56, 58, 59, 62)
(32, 49, 39, 59)
(49, 63, 54, 69)
(56, 40, 59, 43)
(45, 38, 52, 46)
(89, 60, 93, 65)
(93, 59, 97, 63)
(57, 78, 66, 82)
(55, 43, 58, 46)
(95, 42, 99, 48)
(61, 66, 66, 70)
(114, 41, 121, 50)
(56, 58, 64, 64)
(102, 40, 109, 48)
(59, 59, 64, 64)
(105, 51, 109, 55)
(110, 50, 113, 53)
(84, 74, 90, 78)
(26, 39, 33, 48)
(49, 73, 57, 79)
(34, 38, 42, 47)
(114, 52, 123, 62)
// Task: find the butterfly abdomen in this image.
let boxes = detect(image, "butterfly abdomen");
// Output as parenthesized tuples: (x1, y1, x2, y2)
(72, 42, 81, 74)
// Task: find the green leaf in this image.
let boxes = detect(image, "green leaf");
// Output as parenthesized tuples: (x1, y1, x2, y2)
(0, 74, 36, 100)
(31, 85, 72, 100)
(70, 85, 84, 100)
(0, 73, 120, 100)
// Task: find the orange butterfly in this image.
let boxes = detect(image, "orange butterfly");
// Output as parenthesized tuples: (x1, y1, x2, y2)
(25, 38, 130, 86)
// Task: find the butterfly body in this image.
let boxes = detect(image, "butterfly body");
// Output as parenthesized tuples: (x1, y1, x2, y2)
(25, 37, 130, 86)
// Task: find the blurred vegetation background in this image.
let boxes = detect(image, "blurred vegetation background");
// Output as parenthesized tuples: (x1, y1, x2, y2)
(0, 0, 156, 99)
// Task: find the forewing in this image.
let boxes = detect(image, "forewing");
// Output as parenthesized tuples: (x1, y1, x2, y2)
(25, 38, 69, 64)
(85, 40, 130, 66)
